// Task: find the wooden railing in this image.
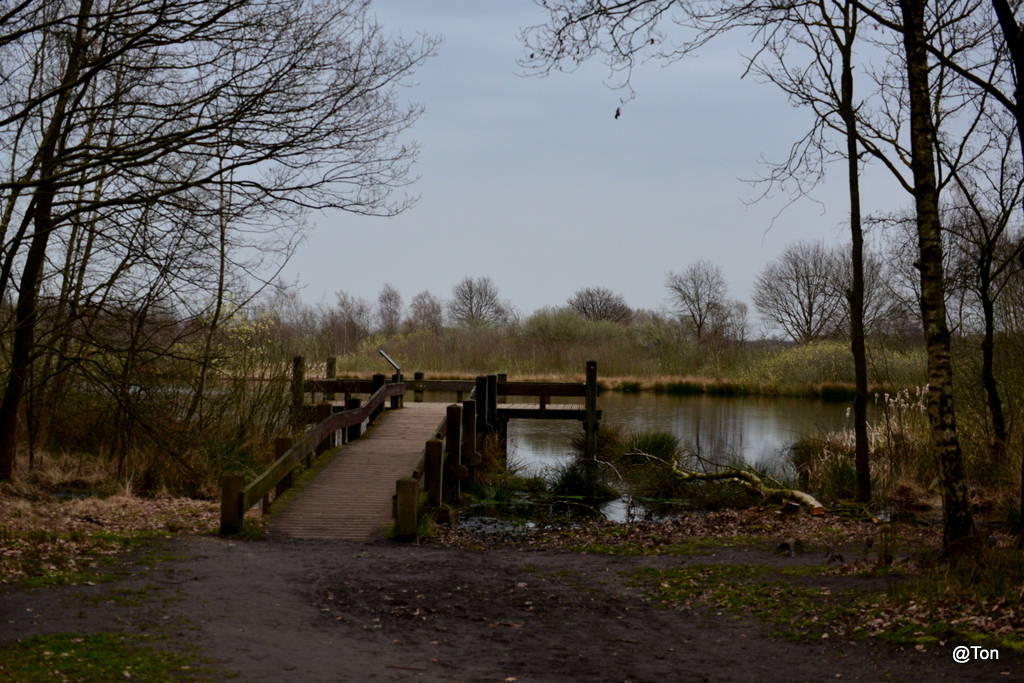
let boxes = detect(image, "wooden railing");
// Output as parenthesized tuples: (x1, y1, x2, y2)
(392, 361, 600, 539)
(220, 359, 600, 538)
(219, 380, 405, 534)
(393, 391, 480, 540)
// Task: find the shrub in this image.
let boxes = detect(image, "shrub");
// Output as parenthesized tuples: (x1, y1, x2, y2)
(548, 460, 619, 502)
(620, 430, 683, 465)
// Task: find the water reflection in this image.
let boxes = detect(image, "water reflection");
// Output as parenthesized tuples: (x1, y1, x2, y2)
(506, 393, 855, 474)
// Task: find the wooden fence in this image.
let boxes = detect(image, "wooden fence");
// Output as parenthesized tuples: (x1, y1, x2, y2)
(219, 378, 405, 534)
(220, 360, 600, 537)
(393, 394, 481, 540)
(392, 361, 600, 540)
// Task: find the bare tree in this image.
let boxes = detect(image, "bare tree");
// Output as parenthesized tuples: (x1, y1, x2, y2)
(521, 0, 988, 544)
(896, 0, 975, 547)
(944, 169, 1024, 464)
(328, 291, 373, 355)
(408, 290, 443, 332)
(447, 276, 511, 327)
(715, 299, 750, 343)
(752, 241, 846, 343)
(566, 286, 632, 323)
(377, 283, 403, 337)
(831, 246, 893, 335)
(0, 0, 435, 479)
(665, 260, 728, 341)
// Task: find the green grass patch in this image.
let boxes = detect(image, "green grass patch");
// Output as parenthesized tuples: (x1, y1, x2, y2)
(0, 632, 230, 682)
(568, 540, 719, 556)
(3, 530, 166, 587)
(625, 557, 1024, 650)
(626, 564, 868, 640)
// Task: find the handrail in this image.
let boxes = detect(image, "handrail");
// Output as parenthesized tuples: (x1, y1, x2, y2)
(394, 363, 598, 539)
(393, 390, 481, 540)
(219, 381, 404, 533)
(401, 379, 587, 397)
(222, 361, 599, 537)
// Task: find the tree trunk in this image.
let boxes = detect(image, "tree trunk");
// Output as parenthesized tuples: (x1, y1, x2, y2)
(0, 0, 92, 480)
(899, 0, 975, 550)
(0, 186, 56, 479)
(978, 265, 1007, 465)
(989, 0, 1024, 523)
(840, 4, 871, 503)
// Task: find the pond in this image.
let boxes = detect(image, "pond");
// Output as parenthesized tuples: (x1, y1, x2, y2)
(506, 392, 856, 478)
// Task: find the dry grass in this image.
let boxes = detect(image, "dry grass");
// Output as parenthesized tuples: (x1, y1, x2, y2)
(0, 486, 217, 585)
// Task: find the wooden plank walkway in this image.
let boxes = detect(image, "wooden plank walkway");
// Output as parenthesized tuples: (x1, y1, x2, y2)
(269, 402, 448, 542)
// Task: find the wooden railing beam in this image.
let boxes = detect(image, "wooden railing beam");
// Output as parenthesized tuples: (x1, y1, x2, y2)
(220, 381, 404, 534)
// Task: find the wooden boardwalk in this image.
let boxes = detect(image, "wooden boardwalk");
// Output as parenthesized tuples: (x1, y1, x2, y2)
(269, 402, 448, 542)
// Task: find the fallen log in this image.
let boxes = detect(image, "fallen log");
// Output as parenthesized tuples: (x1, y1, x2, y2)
(627, 452, 826, 515)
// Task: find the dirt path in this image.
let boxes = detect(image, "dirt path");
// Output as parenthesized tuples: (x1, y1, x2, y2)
(1, 533, 1016, 682)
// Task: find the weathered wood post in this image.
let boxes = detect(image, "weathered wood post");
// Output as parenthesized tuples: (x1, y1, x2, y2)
(462, 399, 479, 478)
(445, 404, 465, 501)
(497, 372, 507, 404)
(391, 373, 403, 409)
(290, 356, 306, 429)
(371, 374, 386, 423)
(316, 402, 333, 456)
(475, 376, 488, 437)
(325, 356, 337, 401)
(486, 374, 498, 432)
(219, 474, 245, 534)
(414, 371, 425, 403)
(346, 397, 362, 442)
(274, 438, 294, 498)
(585, 360, 598, 460)
(425, 438, 444, 507)
(394, 476, 419, 540)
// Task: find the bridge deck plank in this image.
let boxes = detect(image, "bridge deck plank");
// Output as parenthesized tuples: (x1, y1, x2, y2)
(269, 402, 448, 542)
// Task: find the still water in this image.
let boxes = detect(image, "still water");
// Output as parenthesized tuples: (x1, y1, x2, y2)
(506, 392, 855, 476)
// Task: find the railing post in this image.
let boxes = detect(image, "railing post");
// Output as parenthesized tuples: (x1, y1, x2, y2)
(462, 399, 479, 477)
(425, 438, 444, 507)
(497, 372, 507, 404)
(325, 356, 337, 402)
(291, 356, 306, 429)
(391, 373, 403, 409)
(371, 374, 386, 423)
(445, 404, 465, 501)
(414, 371, 425, 403)
(394, 476, 419, 540)
(585, 360, 598, 460)
(219, 473, 245, 535)
(316, 402, 333, 455)
(346, 397, 362, 442)
(475, 375, 488, 437)
(274, 437, 294, 498)
(486, 374, 498, 432)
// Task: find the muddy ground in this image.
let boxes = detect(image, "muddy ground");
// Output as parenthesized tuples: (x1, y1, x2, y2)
(0, 532, 1017, 682)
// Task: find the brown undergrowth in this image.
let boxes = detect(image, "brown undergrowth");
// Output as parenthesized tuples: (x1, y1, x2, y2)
(0, 489, 217, 585)
(425, 508, 935, 552)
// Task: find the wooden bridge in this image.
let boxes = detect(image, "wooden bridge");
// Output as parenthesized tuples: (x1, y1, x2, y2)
(219, 361, 601, 541)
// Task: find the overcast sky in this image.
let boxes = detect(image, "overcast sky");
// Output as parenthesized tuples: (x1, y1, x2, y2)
(278, 0, 908, 318)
